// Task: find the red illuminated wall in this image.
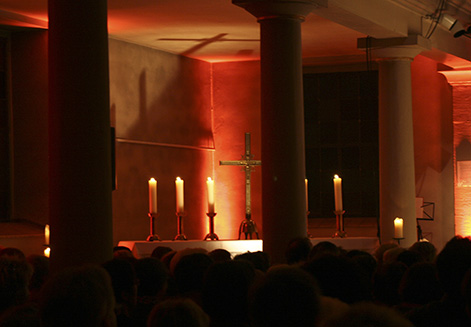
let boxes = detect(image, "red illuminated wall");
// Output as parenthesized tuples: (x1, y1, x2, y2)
(109, 40, 262, 243)
(212, 60, 262, 239)
(440, 70, 471, 238)
(411, 55, 454, 249)
(10, 30, 49, 225)
(109, 39, 214, 243)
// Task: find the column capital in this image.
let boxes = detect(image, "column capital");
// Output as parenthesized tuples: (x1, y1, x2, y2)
(439, 70, 471, 86)
(233, 0, 327, 21)
(357, 35, 431, 60)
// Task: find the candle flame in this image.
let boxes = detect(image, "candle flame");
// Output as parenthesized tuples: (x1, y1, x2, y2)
(176, 177, 182, 181)
(149, 177, 156, 182)
(208, 177, 212, 182)
(334, 174, 340, 179)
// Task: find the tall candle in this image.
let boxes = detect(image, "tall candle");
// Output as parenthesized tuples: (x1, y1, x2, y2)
(394, 217, 404, 238)
(45, 224, 50, 245)
(206, 177, 215, 214)
(305, 178, 309, 213)
(333, 174, 343, 212)
(175, 177, 184, 213)
(148, 178, 158, 214)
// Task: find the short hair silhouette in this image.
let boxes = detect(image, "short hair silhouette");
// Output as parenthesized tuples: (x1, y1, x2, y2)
(326, 302, 414, 327)
(39, 265, 116, 327)
(147, 298, 209, 327)
(250, 265, 320, 327)
(285, 237, 312, 264)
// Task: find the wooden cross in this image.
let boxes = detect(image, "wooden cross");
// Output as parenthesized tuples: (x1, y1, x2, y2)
(219, 132, 261, 239)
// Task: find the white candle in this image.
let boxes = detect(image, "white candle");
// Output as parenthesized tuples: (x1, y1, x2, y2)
(305, 178, 309, 213)
(206, 177, 215, 214)
(394, 217, 404, 238)
(175, 177, 184, 213)
(333, 174, 343, 212)
(148, 178, 158, 214)
(45, 224, 50, 245)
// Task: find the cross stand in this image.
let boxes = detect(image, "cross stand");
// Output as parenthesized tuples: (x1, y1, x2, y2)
(238, 213, 259, 240)
(174, 212, 187, 240)
(220, 132, 261, 240)
(204, 212, 219, 240)
(146, 212, 161, 241)
(333, 210, 347, 238)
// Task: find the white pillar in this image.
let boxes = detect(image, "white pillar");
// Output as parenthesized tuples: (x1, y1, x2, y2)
(359, 35, 430, 247)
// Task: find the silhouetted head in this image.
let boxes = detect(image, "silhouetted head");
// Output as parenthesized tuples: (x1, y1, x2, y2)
(250, 266, 320, 327)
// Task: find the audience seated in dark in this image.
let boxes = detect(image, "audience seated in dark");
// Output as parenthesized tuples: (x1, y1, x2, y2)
(208, 248, 232, 262)
(325, 302, 413, 327)
(0, 247, 26, 261)
(308, 241, 341, 261)
(202, 260, 256, 327)
(396, 249, 424, 267)
(394, 262, 443, 315)
(26, 254, 50, 303)
(147, 298, 209, 327)
(112, 246, 135, 261)
(407, 236, 471, 327)
(234, 251, 270, 272)
(0, 303, 41, 327)
(303, 254, 372, 304)
(346, 250, 377, 298)
(250, 265, 320, 327)
(133, 257, 169, 327)
(0, 257, 32, 314)
(285, 236, 312, 265)
(373, 242, 398, 267)
(102, 258, 138, 327)
(172, 252, 213, 306)
(372, 261, 408, 306)
(409, 240, 437, 262)
(151, 246, 173, 261)
(39, 264, 116, 327)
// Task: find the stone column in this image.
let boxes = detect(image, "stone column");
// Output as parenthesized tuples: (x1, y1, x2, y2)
(233, 0, 324, 264)
(48, 0, 113, 271)
(359, 36, 430, 247)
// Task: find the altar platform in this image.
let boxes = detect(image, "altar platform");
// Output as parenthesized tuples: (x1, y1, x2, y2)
(118, 237, 379, 259)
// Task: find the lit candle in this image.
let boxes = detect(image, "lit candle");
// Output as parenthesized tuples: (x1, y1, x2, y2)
(305, 178, 309, 213)
(394, 217, 404, 238)
(44, 247, 50, 258)
(206, 177, 215, 214)
(333, 174, 343, 212)
(148, 178, 158, 214)
(45, 224, 50, 245)
(175, 177, 184, 213)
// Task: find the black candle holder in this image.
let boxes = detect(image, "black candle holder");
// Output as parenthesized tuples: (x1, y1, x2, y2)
(333, 210, 347, 238)
(174, 212, 187, 240)
(146, 212, 161, 241)
(204, 212, 219, 240)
